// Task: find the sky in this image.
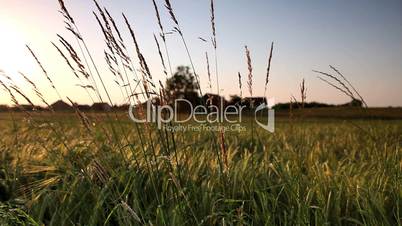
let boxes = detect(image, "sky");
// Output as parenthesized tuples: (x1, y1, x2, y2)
(0, 0, 401, 107)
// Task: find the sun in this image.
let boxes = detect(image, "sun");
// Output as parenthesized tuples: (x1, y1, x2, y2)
(0, 20, 35, 78)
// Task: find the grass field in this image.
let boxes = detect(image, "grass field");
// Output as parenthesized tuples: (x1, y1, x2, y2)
(0, 112, 401, 225)
(0, 0, 401, 225)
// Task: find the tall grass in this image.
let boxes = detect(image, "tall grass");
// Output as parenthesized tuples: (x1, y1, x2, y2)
(0, 0, 400, 225)
(0, 116, 401, 225)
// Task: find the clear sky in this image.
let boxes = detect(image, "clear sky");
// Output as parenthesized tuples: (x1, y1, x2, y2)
(0, 0, 401, 106)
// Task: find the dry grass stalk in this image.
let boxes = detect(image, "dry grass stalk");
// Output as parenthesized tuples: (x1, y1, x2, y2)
(52, 41, 96, 103)
(316, 76, 355, 101)
(102, 49, 125, 91)
(93, 0, 111, 33)
(19, 72, 51, 109)
(300, 78, 307, 108)
(291, 95, 302, 109)
(58, 0, 82, 41)
(152, 0, 165, 41)
(76, 84, 95, 91)
(315, 66, 370, 107)
(210, 0, 217, 49)
(121, 201, 142, 223)
(245, 46, 253, 98)
(58, 0, 115, 107)
(94, 3, 130, 67)
(151, 0, 173, 77)
(163, 0, 202, 96)
(93, 8, 127, 81)
(56, 35, 90, 79)
(87, 158, 110, 186)
(154, 34, 167, 77)
(164, 0, 180, 30)
(313, 69, 356, 100)
(104, 50, 117, 66)
(10, 86, 35, 110)
(206, 52, 212, 92)
(158, 80, 167, 106)
(52, 42, 79, 79)
(67, 97, 92, 132)
(219, 129, 228, 172)
(105, 51, 118, 78)
(313, 70, 356, 99)
(104, 8, 124, 46)
(0, 79, 19, 108)
(58, 0, 103, 98)
(210, 1, 227, 173)
(104, 52, 130, 104)
(26, 45, 62, 99)
(93, 12, 114, 55)
(264, 42, 274, 97)
(289, 96, 294, 123)
(209, 0, 220, 96)
(198, 37, 207, 42)
(58, 0, 119, 112)
(123, 13, 156, 96)
(238, 72, 243, 98)
(329, 65, 367, 107)
(122, 14, 141, 58)
(58, 0, 74, 24)
(0, 71, 13, 82)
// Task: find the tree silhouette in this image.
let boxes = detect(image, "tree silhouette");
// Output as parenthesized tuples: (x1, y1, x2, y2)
(165, 66, 199, 105)
(228, 95, 242, 106)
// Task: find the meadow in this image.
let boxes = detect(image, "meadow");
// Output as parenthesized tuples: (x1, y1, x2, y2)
(0, 112, 401, 225)
(0, 0, 401, 225)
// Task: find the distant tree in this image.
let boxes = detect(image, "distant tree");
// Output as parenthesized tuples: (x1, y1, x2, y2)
(273, 101, 334, 110)
(0, 105, 9, 112)
(165, 66, 199, 105)
(349, 99, 363, 107)
(337, 99, 363, 107)
(228, 95, 242, 106)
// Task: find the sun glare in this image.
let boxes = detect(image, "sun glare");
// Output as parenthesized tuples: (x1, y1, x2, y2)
(0, 20, 35, 78)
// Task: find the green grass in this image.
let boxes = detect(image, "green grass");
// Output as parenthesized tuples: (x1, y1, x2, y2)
(0, 112, 401, 225)
(0, 0, 399, 224)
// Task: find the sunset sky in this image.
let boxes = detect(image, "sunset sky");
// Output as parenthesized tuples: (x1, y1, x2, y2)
(0, 0, 401, 106)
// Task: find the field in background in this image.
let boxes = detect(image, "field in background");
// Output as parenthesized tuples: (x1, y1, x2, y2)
(0, 111, 401, 225)
(2, 106, 402, 121)
(275, 107, 402, 120)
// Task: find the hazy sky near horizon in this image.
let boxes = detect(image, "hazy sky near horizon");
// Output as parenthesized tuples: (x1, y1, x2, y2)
(0, 0, 401, 106)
